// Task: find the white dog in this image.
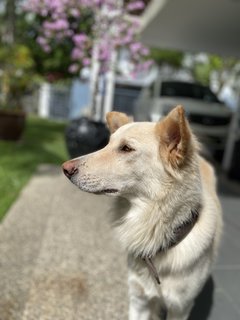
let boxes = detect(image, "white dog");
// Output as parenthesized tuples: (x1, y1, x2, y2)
(63, 106, 222, 320)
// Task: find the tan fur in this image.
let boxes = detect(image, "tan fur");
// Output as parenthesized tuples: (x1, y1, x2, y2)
(155, 106, 192, 168)
(63, 106, 223, 320)
(106, 111, 132, 134)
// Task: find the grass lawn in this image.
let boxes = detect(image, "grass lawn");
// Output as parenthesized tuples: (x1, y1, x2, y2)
(0, 116, 68, 221)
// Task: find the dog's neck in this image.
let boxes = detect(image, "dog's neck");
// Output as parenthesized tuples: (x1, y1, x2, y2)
(142, 203, 201, 285)
(114, 170, 202, 259)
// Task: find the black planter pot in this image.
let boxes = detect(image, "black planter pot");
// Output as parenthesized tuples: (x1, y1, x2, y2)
(65, 117, 110, 158)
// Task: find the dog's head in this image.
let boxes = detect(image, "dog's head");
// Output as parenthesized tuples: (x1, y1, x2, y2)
(62, 106, 197, 199)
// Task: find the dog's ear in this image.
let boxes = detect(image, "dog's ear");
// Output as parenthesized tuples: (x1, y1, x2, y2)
(156, 105, 191, 168)
(106, 111, 132, 134)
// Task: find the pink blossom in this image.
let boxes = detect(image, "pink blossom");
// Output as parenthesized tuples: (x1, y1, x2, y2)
(120, 35, 132, 45)
(130, 70, 138, 79)
(24, 0, 152, 76)
(99, 44, 111, 61)
(43, 19, 69, 31)
(37, 36, 48, 46)
(130, 43, 149, 56)
(56, 19, 69, 30)
(142, 60, 154, 69)
(82, 57, 91, 66)
(64, 30, 74, 37)
(92, 0, 103, 5)
(127, 1, 145, 12)
(69, 8, 80, 17)
(52, 13, 61, 20)
(68, 64, 79, 73)
(45, 0, 64, 12)
(43, 29, 52, 38)
(40, 9, 49, 16)
(136, 60, 154, 72)
(130, 42, 142, 54)
(126, 27, 135, 38)
(42, 44, 51, 53)
(140, 46, 150, 56)
(73, 34, 88, 46)
(131, 18, 141, 29)
(71, 48, 84, 60)
(80, 0, 97, 7)
(117, 21, 128, 32)
(56, 32, 64, 40)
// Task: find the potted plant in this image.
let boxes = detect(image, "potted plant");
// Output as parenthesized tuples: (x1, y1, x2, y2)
(0, 44, 35, 140)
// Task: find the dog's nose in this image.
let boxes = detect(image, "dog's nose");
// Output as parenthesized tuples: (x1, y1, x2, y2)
(62, 161, 78, 179)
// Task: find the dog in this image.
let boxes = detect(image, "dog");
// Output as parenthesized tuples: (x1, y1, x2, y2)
(62, 105, 222, 320)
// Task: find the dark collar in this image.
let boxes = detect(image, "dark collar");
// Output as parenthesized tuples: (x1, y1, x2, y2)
(142, 203, 201, 285)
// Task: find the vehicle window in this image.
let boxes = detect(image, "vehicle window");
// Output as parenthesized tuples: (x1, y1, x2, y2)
(160, 81, 220, 103)
(161, 82, 191, 97)
(201, 87, 220, 103)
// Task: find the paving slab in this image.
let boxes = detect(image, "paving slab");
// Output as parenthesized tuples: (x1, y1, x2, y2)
(0, 165, 128, 320)
(0, 164, 240, 320)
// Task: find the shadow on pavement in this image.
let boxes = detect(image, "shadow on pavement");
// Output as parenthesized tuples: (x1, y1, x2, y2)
(188, 276, 214, 320)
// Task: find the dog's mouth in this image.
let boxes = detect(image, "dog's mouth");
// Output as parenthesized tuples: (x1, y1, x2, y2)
(94, 188, 119, 195)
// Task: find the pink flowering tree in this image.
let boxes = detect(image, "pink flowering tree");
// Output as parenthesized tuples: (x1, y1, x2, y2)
(24, 0, 153, 117)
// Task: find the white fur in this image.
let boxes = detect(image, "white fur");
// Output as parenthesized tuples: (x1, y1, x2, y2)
(63, 112, 223, 320)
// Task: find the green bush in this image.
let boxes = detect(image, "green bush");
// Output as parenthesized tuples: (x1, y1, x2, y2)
(0, 44, 36, 110)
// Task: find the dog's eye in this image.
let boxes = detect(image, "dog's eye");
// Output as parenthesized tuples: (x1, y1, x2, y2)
(119, 144, 135, 153)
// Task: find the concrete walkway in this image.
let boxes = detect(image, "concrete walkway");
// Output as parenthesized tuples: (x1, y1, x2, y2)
(0, 165, 128, 320)
(0, 164, 240, 320)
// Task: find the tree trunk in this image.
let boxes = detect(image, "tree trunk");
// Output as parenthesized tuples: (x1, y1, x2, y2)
(5, 0, 16, 44)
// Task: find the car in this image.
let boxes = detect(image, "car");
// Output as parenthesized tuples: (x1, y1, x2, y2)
(134, 80, 232, 154)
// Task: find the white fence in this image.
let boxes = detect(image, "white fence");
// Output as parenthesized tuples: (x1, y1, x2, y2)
(38, 82, 70, 120)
